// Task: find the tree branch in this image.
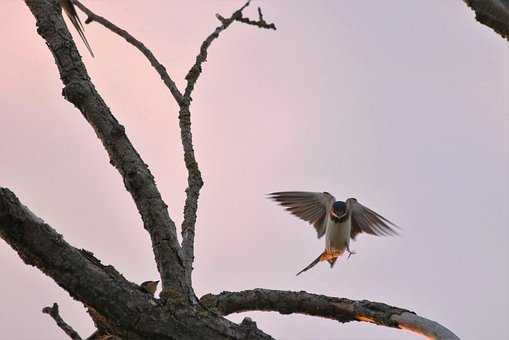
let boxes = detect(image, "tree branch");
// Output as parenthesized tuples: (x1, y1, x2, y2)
(43, 303, 83, 340)
(183, 1, 276, 100)
(179, 0, 276, 287)
(72, 0, 185, 106)
(201, 289, 460, 340)
(0, 188, 164, 336)
(1, 187, 273, 339)
(463, 0, 509, 40)
(24, 0, 186, 295)
(8, 2, 461, 339)
(70, 0, 275, 288)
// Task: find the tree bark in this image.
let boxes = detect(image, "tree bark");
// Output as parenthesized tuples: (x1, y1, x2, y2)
(0, 187, 273, 339)
(464, 0, 509, 40)
(25, 0, 188, 296)
(201, 289, 460, 340)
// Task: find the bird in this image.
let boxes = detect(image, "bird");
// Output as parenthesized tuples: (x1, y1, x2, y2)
(268, 191, 399, 275)
(139, 280, 159, 296)
(59, 0, 95, 57)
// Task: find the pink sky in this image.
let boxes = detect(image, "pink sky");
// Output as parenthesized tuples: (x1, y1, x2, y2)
(1, 1, 507, 339)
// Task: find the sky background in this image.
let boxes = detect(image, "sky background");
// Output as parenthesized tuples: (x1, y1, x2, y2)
(0, 1, 507, 339)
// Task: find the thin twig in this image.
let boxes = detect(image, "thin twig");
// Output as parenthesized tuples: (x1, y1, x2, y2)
(43, 303, 83, 340)
(73, 0, 184, 106)
(180, 1, 276, 288)
(183, 1, 276, 100)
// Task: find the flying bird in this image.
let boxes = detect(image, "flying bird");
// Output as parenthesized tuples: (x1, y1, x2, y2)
(268, 191, 399, 275)
(59, 0, 95, 57)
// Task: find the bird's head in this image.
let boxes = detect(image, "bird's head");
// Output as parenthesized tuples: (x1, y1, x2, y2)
(140, 280, 159, 295)
(331, 201, 347, 219)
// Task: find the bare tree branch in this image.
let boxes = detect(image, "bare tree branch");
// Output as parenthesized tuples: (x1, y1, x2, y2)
(179, 0, 276, 287)
(201, 289, 460, 340)
(5, 2, 461, 339)
(0, 188, 161, 334)
(72, 0, 185, 106)
(233, 7, 277, 30)
(24, 0, 186, 295)
(0, 187, 273, 339)
(183, 1, 276, 100)
(42, 303, 83, 340)
(70, 0, 276, 288)
(463, 0, 509, 40)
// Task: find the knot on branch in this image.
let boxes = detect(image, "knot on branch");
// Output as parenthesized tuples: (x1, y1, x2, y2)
(354, 300, 414, 328)
(240, 317, 258, 329)
(62, 80, 92, 111)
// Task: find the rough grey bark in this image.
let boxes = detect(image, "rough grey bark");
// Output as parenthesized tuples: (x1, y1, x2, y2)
(24, 0, 187, 297)
(464, 0, 509, 40)
(201, 289, 460, 340)
(73, 0, 275, 289)
(0, 188, 273, 340)
(1, 0, 460, 339)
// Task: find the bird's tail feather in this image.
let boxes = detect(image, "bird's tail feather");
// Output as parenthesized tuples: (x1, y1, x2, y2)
(296, 252, 326, 276)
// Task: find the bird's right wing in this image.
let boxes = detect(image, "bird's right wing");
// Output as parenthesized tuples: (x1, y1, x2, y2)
(268, 191, 335, 238)
(59, 0, 95, 57)
(349, 200, 399, 240)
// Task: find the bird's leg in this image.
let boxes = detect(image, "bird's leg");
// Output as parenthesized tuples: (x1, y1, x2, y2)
(346, 243, 356, 259)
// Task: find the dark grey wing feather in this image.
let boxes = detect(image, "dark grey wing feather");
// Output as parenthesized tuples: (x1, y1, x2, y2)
(296, 252, 323, 276)
(60, 0, 95, 57)
(268, 191, 335, 238)
(349, 200, 399, 240)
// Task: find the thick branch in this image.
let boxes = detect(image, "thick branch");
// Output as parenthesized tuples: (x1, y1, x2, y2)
(464, 0, 509, 40)
(201, 289, 460, 340)
(1, 188, 273, 339)
(43, 303, 83, 340)
(25, 0, 186, 294)
(0, 188, 164, 336)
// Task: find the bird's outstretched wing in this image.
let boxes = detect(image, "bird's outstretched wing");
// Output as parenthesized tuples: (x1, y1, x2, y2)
(349, 200, 399, 240)
(268, 191, 335, 238)
(59, 0, 95, 57)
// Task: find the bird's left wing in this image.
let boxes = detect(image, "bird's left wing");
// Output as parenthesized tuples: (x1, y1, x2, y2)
(268, 191, 335, 238)
(349, 200, 399, 240)
(59, 0, 95, 57)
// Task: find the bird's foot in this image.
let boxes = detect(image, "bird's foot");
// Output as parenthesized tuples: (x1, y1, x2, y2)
(346, 248, 356, 259)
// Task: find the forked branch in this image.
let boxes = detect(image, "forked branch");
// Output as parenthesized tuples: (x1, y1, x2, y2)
(0, 188, 161, 333)
(183, 1, 276, 100)
(5, 2, 461, 339)
(72, 0, 185, 106)
(180, 0, 276, 286)
(71, 0, 276, 287)
(42, 303, 83, 340)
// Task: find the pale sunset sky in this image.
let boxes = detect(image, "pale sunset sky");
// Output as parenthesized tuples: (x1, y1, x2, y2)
(0, 1, 507, 339)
